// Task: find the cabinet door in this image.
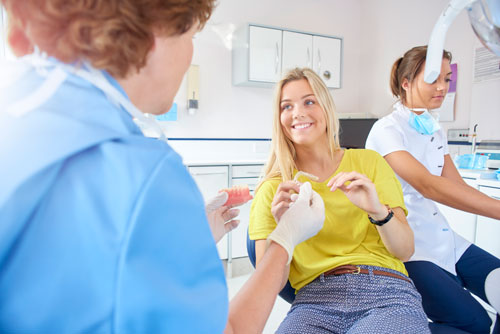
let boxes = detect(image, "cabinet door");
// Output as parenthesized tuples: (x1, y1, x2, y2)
(230, 164, 264, 259)
(230, 177, 259, 259)
(189, 166, 229, 259)
(282, 31, 313, 73)
(475, 186, 500, 258)
(248, 26, 282, 82)
(312, 35, 342, 88)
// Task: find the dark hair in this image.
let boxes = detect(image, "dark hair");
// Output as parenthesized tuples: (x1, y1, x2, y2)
(1, 0, 216, 78)
(390, 45, 452, 103)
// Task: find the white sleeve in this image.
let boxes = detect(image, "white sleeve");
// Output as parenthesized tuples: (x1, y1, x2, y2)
(366, 118, 408, 157)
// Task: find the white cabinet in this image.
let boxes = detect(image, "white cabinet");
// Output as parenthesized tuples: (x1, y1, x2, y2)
(475, 186, 500, 258)
(189, 165, 229, 259)
(233, 25, 282, 85)
(233, 24, 342, 88)
(248, 26, 282, 83)
(230, 164, 263, 259)
(312, 35, 342, 88)
(188, 163, 264, 266)
(282, 31, 312, 72)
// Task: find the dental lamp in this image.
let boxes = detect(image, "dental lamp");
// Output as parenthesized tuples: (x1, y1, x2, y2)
(424, 0, 500, 83)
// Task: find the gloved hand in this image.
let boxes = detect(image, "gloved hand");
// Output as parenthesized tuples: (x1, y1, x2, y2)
(205, 192, 241, 243)
(267, 182, 325, 264)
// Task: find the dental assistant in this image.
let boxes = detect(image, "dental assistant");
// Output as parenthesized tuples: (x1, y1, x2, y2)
(0, 1, 325, 333)
(366, 45, 500, 334)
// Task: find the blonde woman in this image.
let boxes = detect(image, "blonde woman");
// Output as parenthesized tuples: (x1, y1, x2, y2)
(249, 68, 429, 333)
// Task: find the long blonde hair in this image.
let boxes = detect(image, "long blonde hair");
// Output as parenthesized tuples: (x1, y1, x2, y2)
(258, 68, 341, 189)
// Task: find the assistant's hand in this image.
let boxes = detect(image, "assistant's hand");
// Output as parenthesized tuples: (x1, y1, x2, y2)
(206, 192, 241, 243)
(268, 182, 325, 264)
(327, 171, 388, 220)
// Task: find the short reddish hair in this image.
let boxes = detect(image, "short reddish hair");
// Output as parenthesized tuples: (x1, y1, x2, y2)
(1, 0, 216, 78)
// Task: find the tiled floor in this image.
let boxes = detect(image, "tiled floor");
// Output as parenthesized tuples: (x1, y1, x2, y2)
(227, 273, 291, 334)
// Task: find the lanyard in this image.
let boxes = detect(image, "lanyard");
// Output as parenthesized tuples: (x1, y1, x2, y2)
(6, 53, 167, 142)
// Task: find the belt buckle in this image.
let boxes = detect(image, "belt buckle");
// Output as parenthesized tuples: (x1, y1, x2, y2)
(352, 266, 361, 274)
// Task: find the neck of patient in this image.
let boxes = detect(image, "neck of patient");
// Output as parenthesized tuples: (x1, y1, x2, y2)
(295, 144, 338, 183)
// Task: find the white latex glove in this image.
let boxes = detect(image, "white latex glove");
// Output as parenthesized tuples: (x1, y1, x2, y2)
(267, 182, 325, 264)
(205, 192, 241, 243)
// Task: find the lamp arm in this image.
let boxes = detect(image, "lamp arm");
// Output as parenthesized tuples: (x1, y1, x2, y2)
(424, 0, 478, 83)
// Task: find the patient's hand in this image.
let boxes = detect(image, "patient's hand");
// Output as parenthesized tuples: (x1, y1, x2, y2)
(271, 181, 301, 222)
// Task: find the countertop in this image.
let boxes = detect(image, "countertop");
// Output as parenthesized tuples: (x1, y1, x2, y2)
(184, 159, 266, 166)
(459, 169, 500, 188)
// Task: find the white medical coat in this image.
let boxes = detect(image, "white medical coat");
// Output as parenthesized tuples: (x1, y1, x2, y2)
(366, 101, 470, 275)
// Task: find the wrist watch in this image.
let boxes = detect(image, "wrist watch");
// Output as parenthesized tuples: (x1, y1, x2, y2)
(368, 205, 394, 226)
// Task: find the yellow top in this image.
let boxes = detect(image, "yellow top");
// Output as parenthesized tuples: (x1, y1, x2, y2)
(249, 149, 408, 291)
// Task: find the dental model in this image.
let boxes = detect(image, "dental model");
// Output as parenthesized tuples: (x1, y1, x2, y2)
(293, 171, 320, 182)
(219, 185, 253, 207)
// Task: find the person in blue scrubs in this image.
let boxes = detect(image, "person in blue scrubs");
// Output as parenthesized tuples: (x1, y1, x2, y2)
(0, 1, 326, 333)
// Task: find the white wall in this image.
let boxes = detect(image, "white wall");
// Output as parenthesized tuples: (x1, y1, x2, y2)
(359, 0, 488, 136)
(162, 0, 498, 140)
(162, 0, 363, 139)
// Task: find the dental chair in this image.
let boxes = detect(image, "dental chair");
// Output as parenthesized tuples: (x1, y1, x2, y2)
(246, 230, 296, 304)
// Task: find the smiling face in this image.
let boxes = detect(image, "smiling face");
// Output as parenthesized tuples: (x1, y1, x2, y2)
(279, 78, 327, 147)
(403, 58, 452, 111)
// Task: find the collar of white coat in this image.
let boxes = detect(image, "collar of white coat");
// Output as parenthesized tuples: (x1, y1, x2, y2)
(394, 100, 412, 122)
(394, 100, 440, 122)
(20, 53, 167, 141)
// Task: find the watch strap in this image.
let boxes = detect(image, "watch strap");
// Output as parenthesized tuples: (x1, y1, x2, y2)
(368, 205, 393, 226)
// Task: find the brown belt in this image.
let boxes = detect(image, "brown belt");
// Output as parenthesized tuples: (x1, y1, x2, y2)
(323, 265, 411, 283)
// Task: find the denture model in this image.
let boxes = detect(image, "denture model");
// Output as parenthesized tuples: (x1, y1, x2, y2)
(219, 185, 253, 206)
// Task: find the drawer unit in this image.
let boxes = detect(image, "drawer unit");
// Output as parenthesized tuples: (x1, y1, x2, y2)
(232, 164, 264, 178)
(188, 163, 264, 266)
(475, 186, 500, 258)
(230, 174, 261, 259)
(188, 165, 229, 259)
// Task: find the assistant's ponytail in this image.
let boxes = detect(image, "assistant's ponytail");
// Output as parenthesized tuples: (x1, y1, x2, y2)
(390, 57, 404, 99)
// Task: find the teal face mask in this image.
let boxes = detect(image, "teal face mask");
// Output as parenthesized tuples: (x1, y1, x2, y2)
(408, 110, 441, 135)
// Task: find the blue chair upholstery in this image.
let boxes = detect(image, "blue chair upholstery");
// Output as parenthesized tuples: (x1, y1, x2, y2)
(246, 229, 296, 304)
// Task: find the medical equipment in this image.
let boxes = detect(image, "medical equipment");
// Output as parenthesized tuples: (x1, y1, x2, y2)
(425, 0, 500, 83)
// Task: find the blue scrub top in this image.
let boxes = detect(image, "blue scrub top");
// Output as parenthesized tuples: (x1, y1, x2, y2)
(0, 59, 228, 333)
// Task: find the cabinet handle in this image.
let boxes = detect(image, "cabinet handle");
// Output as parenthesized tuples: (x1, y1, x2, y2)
(275, 42, 279, 74)
(317, 49, 321, 73)
(307, 47, 311, 67)
(190, 172, 227, 176)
